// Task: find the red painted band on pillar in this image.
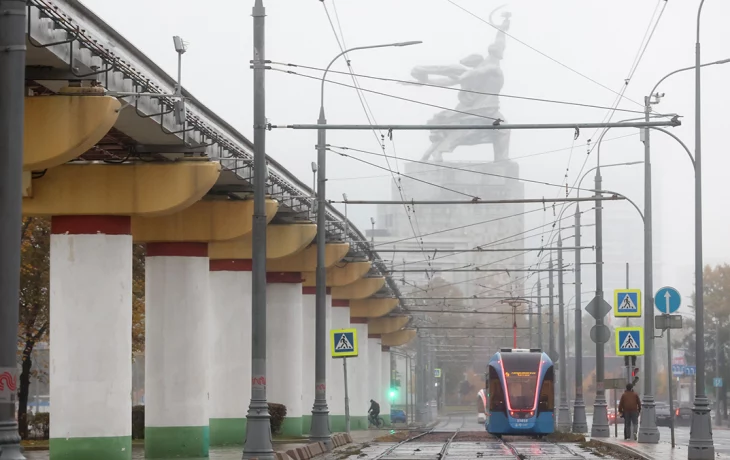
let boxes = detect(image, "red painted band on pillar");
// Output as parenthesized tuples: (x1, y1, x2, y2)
(350, 317, 368, 324)
(382, 346, 390, 352)
(51, 215, 131, 235)
(146, 242, 208, 258)
(302, 287, 332, 295)
(266, 272, 303, 284)
(209, 259, 253, 272)
(332, 299, 350, 308)
(368, 334, 381, 339)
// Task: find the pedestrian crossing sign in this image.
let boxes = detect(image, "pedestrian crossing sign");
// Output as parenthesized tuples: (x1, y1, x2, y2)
(330, 328, 358, 358)
(613, 289, 641, 317)
(615, 327, 644, 356)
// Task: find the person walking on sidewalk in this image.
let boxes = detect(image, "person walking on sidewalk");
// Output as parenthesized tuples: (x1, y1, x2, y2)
(618, 383, 641, 440)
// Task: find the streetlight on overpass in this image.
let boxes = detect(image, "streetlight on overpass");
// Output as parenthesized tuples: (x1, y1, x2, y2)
(311, 39, 421, 445)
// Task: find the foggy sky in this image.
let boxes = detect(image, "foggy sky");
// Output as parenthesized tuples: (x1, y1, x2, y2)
(79, 0, 730, 304)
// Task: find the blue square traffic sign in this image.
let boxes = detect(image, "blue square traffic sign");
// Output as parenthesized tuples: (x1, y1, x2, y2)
(615, 327, 644, 356)
(330, 328, 358, 358)
(614, 289, 641, 317)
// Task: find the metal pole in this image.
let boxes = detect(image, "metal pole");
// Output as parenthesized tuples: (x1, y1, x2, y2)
(0, 0, 25, 458)
(310, 51, 331, 450)
(557, 236, 572, 430)
(590, 164, 610, 438)
(667, 326, 675, 447)
(334, 196, 625, 205)
(573, 205, 588, 433)
(638, 95, 659, 443)
(538, 280, 543, 351)
(405, 355, 409, 422)
(343, 358, 350, 433)
(529, 301, 534, 348)
(626, 263, 631, 385)
(549, 259, 555, 361)
(689, 2, 714, 457)
(243, 0, 273, 457)
(277, 120, 681, 130)
(716, 323, 721, 426)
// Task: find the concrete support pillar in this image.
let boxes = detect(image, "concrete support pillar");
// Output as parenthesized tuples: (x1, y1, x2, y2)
(266, 272, 303, 437)
(208, 259, 252, 446)
(350, 318, 369, 430)
(145, 243, 210, 458)
(329, 300, 349, 432)
(302, 287, 332, 434)
(367, 337, 382, 424)
(395, 355, 407, 407)
(381, 347, 392, 424)
(49, 216, 132, 460)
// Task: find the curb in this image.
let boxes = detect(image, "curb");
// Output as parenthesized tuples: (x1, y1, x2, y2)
(589, 439, 652, 460)
(277, 434, 353, 460)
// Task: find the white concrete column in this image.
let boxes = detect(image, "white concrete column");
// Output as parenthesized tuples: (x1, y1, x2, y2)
(301, 287, 314, 434)
(145, 243, 210, 458)
(329, 300, 350, 432)
(367, 337, 382, 424)
(395, 354, 408, 407)
(325, 292, 332, 417)
(350, 318, 369, 430)
(266, 272, 303, 437)
(208, 259, 252, 446)
(49, 216, 132, 460)
(381, 347, 392, 423)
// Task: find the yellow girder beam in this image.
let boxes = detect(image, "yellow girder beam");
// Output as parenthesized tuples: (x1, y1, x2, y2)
(302, 261, 371, 287)
(331, 277, 385, 300)
(349, 298, 399, 318)
(22, 163, 221, 217)
(368, 316, 409, 335)
(381, 329, 417, 347)
(208, 223, 317, 260)
(262, 243, 349, 271)
(24, 89, 121, 171)
(131, 200, 279, 243)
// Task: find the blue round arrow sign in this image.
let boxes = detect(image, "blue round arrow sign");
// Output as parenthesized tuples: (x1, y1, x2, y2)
(655, 286, 681, 314)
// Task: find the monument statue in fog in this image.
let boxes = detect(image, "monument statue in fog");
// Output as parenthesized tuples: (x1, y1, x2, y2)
(410, 8, 511, 162)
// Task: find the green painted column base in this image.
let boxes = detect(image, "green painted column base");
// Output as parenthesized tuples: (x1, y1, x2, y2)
(351, 416, 368, 430)
(279, 416, 303, 438)
(145, 425, 209, 458)
(301, 415, 312, 435)
(50, 435, 131, 460)
(210, 418, 246, 446)
(329, 415, 346, 433)
(381, 415, 391, 426)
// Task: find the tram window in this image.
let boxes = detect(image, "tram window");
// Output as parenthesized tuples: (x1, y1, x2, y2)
(501, 354, 541, 410)
(488, 366, 505, 411)
(538, 367, 555, 411)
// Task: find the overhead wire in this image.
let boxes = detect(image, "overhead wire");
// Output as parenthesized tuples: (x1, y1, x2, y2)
(269, 61, 652, 117)
(320, 0, 437, 283)
(327, 133, 639, 182)
(444, 0, 646, 109)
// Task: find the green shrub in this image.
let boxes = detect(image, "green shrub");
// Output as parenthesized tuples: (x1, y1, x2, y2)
(268, 403, 287, 435)
(132, 405, 145, 439)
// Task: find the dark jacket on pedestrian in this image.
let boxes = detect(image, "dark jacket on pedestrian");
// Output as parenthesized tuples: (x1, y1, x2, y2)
(618, 389, 641, 414)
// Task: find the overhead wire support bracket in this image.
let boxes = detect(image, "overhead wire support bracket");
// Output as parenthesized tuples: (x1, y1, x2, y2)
(270, 118, 681, 131)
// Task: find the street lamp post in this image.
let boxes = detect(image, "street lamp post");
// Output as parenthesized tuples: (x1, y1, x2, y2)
(0, 1, 26, 459)
(689, 0, 714, 456)
(572, 205, 588, 433)
(311, 40, 420, 444)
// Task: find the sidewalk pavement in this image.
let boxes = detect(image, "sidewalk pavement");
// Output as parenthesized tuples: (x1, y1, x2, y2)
(594, 437, 730, 460)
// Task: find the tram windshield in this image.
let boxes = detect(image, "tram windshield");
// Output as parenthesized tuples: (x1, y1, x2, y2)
(501, 353, 541, 410)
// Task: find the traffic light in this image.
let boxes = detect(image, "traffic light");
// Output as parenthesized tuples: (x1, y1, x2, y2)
(389, 388, 397, 401)
(632, 367, 640, 386)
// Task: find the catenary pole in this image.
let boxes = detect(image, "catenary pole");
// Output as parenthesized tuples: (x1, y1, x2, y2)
(243, 0, 274, 458)
(557, 235, 572, 430)
(0, 1, 26, 459)
(638, 95, 660, 443)
(572, 205, 588, 433)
